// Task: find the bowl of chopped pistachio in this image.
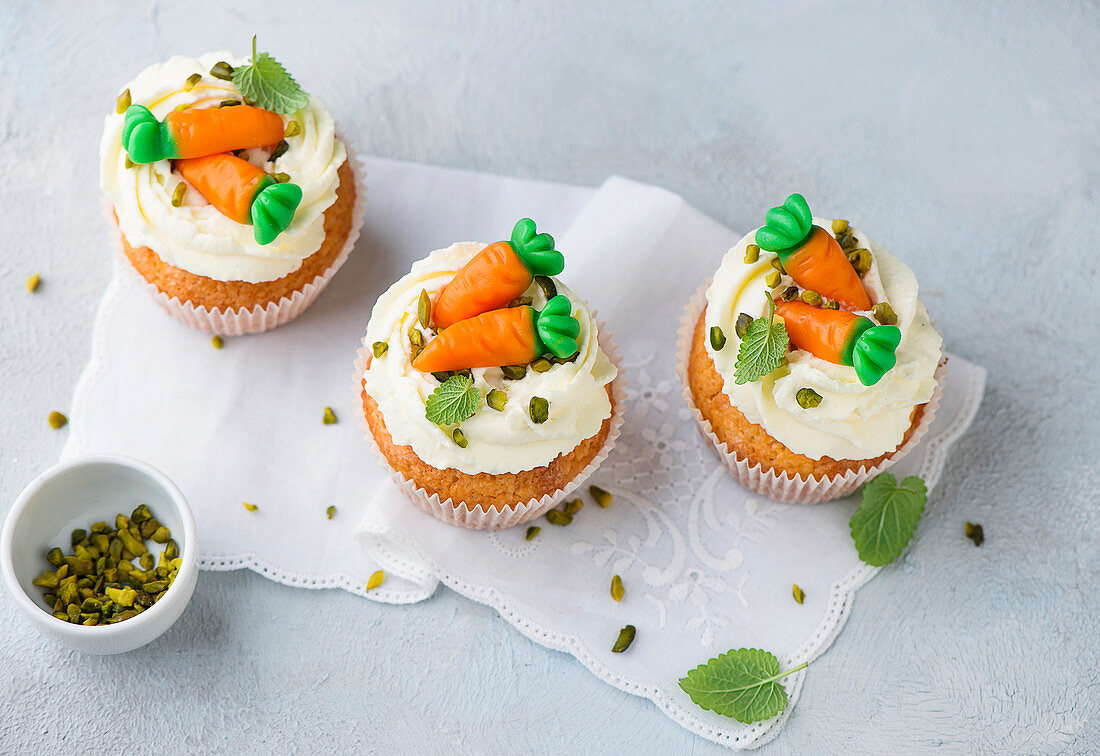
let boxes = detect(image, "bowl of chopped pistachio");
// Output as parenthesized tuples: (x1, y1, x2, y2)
(1, 454, 197, 655)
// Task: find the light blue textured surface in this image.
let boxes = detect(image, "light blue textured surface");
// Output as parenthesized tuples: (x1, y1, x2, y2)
(1, 1, 1097, 752)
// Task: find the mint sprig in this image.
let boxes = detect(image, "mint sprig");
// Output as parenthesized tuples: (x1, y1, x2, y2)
(424, 374, 479, 426)
(232, 36, 309, 114)
(849, 473, 927, 566)
(733, 294, 789, 385)
(679, 648, 807, 724)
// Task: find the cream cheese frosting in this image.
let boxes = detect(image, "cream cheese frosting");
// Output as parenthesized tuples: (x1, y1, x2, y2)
(362, 243, 618, 475)
(704, 218, 942, 461)
(100, 52, 347, 283)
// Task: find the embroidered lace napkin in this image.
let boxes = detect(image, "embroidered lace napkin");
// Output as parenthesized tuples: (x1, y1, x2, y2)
(356, 175, 986, 749)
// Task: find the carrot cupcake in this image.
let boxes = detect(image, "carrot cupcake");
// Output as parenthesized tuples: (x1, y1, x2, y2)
(357, 219, 622, 529)
(100, 40, 361, 335)
(681, 193, 943, 503)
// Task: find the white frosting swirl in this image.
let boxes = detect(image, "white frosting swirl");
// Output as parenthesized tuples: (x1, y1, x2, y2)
(99, 52, 346, 283)
(363, 243, 618, 475)
(704, 219, 942, 461)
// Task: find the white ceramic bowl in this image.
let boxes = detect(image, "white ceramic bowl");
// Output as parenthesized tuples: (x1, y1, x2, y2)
(1, 455, 198, 655)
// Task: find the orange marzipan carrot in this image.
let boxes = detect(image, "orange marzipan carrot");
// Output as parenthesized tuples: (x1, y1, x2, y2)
(413, 307, 540, 372)
(782, 226, 872, 311)
(166, 106, 285, 160)
(432, 242, 532, 329)
(175, 153, 270, 225)
(774, 299, 864, 364)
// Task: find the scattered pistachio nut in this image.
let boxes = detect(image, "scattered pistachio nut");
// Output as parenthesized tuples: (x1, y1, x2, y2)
(501, 365, 526, 380)
(872, 302, 898, 326)
(529, 397, 549, 424)
(837, 232, 857, 250)
(183, 72, 202, 91)
(743, 244, 760, 264)
(270, 139, 289, 161)
(965, 521, 984, 547)
(796, 388, 823, 409)
(326, 505, 336, 520)
(372, 341, 388, 358)
(800, 290, 822, 306)
(734, 313, 754, 340)
(25, 273, 40, 293)
(831, 219, 849, 235)
(486, 389, 507, 412)
(48, 411, 68, 430)
(781, 286, 799, 302)
(563, 498, 583, 516)
(418, 289, 431, 329)
(822, 300, 840, 310)
(322, 407, 337, 425)
(209, 61, 234, 81)
(611, 575, 625, 602)
(273, 172, 291, 183)
(770, 256, 785, 272)
(408, 327, 424, 348)
(171, 182, 187, 207)
(765, 270, 783, 289)
(116, 89, 132, 114)
(124, 156, 136, 169)
(709, 326, 726, 351)
(530, 358, 552, 373)
(848, 248, 872, 275)
(589, 485, 612, 508)
(242, 502, 258, 512)
(211, 335, 224, 349)
(366, 570, 385, 590)
(451, 428, 468, 448)
(284, 120, 301, 138)
(534, 275, 557, 301)
(792, 584, 806, 604)
(545, 509, 572, 526)
(219, 99, 242, 108)
(612, 624, 636, 653)
(525, 526, 540, 541)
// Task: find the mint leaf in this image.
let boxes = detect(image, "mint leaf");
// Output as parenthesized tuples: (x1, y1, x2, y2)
(424, 374, 479, 426)
(849, 473, 927, 566)
(232, 36, 309, 114)
(733, 294, 788, 384)
(678, 648, 807, 724)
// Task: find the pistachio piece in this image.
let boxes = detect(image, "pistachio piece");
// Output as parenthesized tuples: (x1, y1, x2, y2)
(611, 575, 625, 602)
(563, 498, 583, 516)
(872, 302, 898, 326)
(284, 121, 301, 138)
(709, 326, 726, 351)
(218, 99, 242, 108)
(770, 256, 785, 272)
(451, 428, 468, 448)
(534, 275, 557, 302)
(800, 290, 822, 306)
(269, 139, 289, 161)
(831, 219, 849, 235)
(848, 248, 872, 275)
(612, 624, 636, 653)
(793, 584, 805, 604)
(322, 407, 337, 425)
(408, 327, 423, 348)
(765, 271, 783, 289)
(242, 502, 258, 512)
(209, 61, 234, 81)
(525, 526, 540, 541)
(116, 88, 131, 114)
(366, 570, 385, 590)
(124, 156, 136, 169)
(486, 389, 507, 412)
(48, 411, 68, 430)
(46, 548, 63, 567)
(822, 300, 840, 310)
(418, 289, 431, 328)
(545, 509, 572, 526)
(150, 527, 170, 544)
(781, 286, 799, 302)
(743, 244, 760, 264)
(837, 232, 857, 250)
(211, 335, 224, 349)
(589, 486, 612, 508)
(272, 172, 291, 183)
(326, 505, 336, 520)
(734, 313, 754, 340)
(529, 397, 549, 424)
(25, 273, 40, 293)
(71, 529, 86, 547)
(796, 388, 823, 409)
(131, 504, 152, 524)
(170, 182, 187, 208)
(501, 365, 526, 380)
(372, 341, 388, 358)
(508, 296, 533, 307)
(530, 358, 552, 373)
(183, 72, 202, 91)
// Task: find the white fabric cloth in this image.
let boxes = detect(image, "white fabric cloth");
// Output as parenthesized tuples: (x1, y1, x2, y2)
(65, 156, 985, 749)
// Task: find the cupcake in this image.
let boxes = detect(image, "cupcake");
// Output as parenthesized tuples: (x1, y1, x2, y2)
(357, 219, 622, 529)
(680, 193, 943, 503)
(100, 42, 361, 335)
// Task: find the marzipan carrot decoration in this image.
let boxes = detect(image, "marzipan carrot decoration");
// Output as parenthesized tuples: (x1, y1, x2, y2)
(413, 295, 580, 373)
(756, 194, 872, 312)
(431, 219, 565, 329)
(775, 299, 901, 386)
(122, 104, 284, 164)
(175, 153, 302, 245)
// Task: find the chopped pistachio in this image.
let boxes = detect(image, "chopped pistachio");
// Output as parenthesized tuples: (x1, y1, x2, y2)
(770, 256, 785, 272)
(530, 358, 552, 373)
(211, 335, 224, 349)
(48, 411, 68, 430)
(589, 486, 612, 508)
(848, 248, 872, 275)
(800, 290, 822, 306)
(486, 389, 507, 412)
(529, 397, 549, 424)
(872, 302, 898, 325)
(284, 121, 301, 138)
(372, 341, 388, 358)
(792, 584, 805, 604)
(270, 139, 289, 161)
(709, 326, 726, 351)
(366, 570, 385, 590)
(831, 219, 849, 235)
(525, 526, 540, 541)
(242, 502, 258, 512)
(765, 271, 783, 289)
(218, 99, 242, 108)
(734, 313, 754, 340)
(796, 388, 823, 409)
(501, 365, 526, 380)
(451, 428, 468, 448)
(743, 244, 760, 264)
(965, 521, 984, 547)
(822, 300, 840, 310)
(116, 89, 132, 114)
(563, 498, 583, 516)
(545, 509, 572, 526)
(183, 72, 202, 91)
(611, 575, 625, 602)
(534, 275, 557, 301)
(25, 274, 40, 293)
(322, 407, 337, 425)
(209, 61, 234, 81)
(326, 505, 336, 520)
(273, 172, 291, 183)
(781, 286, 799, 302)
(612, 624, 636, 653)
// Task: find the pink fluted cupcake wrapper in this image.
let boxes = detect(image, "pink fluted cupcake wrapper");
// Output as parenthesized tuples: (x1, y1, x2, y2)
(676, 284, 944, 504)
(109, 139, 368, 336)
(353, 325, 626, 530)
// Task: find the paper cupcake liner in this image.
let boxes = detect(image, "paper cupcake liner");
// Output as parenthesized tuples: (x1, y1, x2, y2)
(676, 283, 944, 504)
(353, 326, 626, 530)
(109, 137, 369, 336)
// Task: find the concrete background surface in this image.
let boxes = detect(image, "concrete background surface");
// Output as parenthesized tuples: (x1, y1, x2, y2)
(1, 1, 1097, 753)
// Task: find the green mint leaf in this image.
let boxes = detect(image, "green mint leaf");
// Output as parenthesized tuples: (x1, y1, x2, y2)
(678, 648, 807, 724)
(231, 37, 309, 114)
(849, 473, 928, 566)
(733, 294, 788, 384)
(424, 374, 480, 426)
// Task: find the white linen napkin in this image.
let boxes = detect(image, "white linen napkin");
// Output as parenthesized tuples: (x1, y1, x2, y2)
(357, 176, 986, 749)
